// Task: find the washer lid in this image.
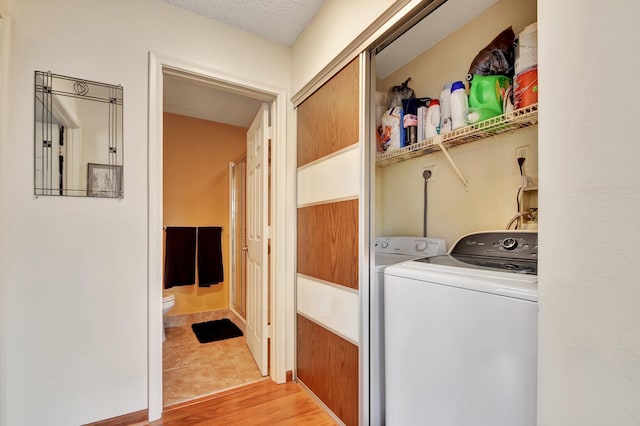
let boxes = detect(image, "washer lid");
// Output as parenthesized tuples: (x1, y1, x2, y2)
(385, 256, 538, 302)
(420, 254, 537, 275)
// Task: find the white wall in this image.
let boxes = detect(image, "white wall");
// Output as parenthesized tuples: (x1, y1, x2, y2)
(537, 0, 640, 424)
(290, 0, 396, 94)
(0, 0, 290, 425)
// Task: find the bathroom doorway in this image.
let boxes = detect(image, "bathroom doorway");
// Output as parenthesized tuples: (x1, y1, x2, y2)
(148, 52, 289, 420)
(157, 65, 277, 408)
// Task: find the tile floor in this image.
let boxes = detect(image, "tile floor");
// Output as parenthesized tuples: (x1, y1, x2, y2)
(162, 309, 265, 406)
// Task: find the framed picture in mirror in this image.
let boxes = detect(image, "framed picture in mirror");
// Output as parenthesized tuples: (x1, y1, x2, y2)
(87, 163, 122, 198)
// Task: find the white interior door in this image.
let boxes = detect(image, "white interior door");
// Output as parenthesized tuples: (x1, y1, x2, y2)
(246, 103, 269, 376)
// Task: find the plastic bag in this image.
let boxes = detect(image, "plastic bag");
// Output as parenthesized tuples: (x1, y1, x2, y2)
(387, 78, 415, 108)
(467, 27, 515, 80)
(377, 107, 404, 152)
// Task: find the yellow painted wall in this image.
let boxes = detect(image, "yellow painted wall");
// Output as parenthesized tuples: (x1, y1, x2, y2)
(163, 112, 247, 315)
(377, 0, 537, 248)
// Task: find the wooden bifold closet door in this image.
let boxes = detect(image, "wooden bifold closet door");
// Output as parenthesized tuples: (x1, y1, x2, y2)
(295, 57, 360, 426)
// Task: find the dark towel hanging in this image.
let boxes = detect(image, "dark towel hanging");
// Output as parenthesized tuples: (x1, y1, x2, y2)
(198, 226, 224, 287)
(164, 227, 197, 289)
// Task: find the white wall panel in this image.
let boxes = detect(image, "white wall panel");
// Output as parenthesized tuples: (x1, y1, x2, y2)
(297, 145, 360, 207)
(1, 1, 291, 425)
(297, 274, 359, 344)
(538, 0, 640, 424)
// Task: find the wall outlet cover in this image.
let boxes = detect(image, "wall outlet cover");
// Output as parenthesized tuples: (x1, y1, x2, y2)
(422, 165, 437, 182)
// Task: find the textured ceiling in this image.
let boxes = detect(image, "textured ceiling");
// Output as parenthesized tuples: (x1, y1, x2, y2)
(159, 0, 326, 126)
(157, 0, 326, 46)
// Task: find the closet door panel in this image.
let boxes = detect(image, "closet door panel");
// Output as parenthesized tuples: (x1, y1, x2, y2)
(297, 199, 359, 290)
(296, 55, 361, 426)
(296, 314, 359, 426)
(297, 59, 359, 167)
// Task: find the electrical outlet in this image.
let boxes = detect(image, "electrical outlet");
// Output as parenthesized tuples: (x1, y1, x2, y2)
(515, 145, 530, 173)
(422, 165, 437, 182)
(516, 145, 530, 162)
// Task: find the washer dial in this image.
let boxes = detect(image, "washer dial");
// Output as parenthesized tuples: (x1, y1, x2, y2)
(502, 237, 518, 250)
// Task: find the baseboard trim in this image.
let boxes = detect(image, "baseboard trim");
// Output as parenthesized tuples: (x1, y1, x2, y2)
(297, 379, 346, 426)
(82, 409, 148, 426)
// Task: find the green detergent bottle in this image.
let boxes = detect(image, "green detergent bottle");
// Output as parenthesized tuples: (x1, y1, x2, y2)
(466, 74, 511, 123)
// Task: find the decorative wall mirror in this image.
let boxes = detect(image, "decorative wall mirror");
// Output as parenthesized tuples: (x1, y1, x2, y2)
(34, 71, 123, 198)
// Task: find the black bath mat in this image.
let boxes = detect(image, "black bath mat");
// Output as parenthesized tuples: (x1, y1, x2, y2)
(191, 318, 243, 344)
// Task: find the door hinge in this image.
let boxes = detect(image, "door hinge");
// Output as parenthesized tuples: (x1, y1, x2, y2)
(267, 126, 273, 139)
(266, 226, 272, 239)
(266, 324, 272, 338)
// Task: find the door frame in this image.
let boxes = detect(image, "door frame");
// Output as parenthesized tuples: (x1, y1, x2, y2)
(148, 51, 288, 421)
(229, 154, 247, 322)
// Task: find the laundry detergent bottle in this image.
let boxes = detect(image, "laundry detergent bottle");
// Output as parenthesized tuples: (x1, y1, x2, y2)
(439, 83, 452, 133)
(466, 74, 511, 123)
(450, 81, 468, 130)
(425, 99, 440, 138)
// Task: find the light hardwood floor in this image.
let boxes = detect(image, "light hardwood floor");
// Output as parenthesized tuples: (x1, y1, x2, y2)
(147, 380, 337, 425)
(89, 314, 336, 426)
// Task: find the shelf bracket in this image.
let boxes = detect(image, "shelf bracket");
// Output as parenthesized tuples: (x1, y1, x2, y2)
(434, 135, 469, 187)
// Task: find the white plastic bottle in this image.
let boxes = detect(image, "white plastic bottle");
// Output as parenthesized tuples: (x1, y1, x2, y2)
(439, 83, 452, 133)
(425, 99, 441, 138)
(450, 81, 469, 130)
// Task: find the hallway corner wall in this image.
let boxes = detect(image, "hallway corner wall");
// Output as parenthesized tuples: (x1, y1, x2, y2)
(537, 0, 640, 424)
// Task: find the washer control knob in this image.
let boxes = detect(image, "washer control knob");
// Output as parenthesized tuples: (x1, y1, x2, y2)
(503, 237, 518, 250)
(380, 241, 389, 249)
(415, 241, 428, 251)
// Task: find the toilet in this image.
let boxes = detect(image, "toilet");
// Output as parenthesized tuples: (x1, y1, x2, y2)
(162, 292, 176, 342)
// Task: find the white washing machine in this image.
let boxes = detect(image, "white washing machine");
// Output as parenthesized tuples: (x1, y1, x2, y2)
(384, 231, 538, 426)
(371, 236, 447, 426)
